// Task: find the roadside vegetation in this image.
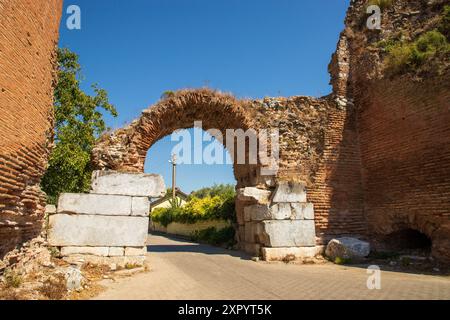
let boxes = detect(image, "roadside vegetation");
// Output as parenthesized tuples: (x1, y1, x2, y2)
(150, 184, 237, 247)
(190, 226, 236, 248)
(151, 185, 236, 227)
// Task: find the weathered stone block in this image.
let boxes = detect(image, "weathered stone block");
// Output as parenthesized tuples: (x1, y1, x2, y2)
(242, 242, 261, 256)
(60, 246, 109, 257)
(131, 197, 150, 216)
(65, 267, 84, 291)
(290, 203, 314, 220)
(236, 209, 245, 226)
(91, 170, 165, 197)
(237, 187, 271, 204)
(108, 247, 125, 257)
(244, 205, 271, 222)
(262, 247, 321, 261)
(48, 214, 149, 247)
(45, 205, 57, 215)
(244, 203, 314, 221)
(244, 222, 263, 243)
(57, 193, 132, 216)
(270, 203, 291, 220)
(325, 237, 370, 260)
(271, 182, 307, 203)
(237, 226, 245, 242)
(125, 247, 147, 256)
(261, 220, 316, 247)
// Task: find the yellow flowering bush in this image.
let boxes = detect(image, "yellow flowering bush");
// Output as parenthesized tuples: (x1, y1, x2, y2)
(150, 194, 235, 227)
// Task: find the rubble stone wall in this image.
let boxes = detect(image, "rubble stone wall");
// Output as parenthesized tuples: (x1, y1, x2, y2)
(0, 0, 63, 258)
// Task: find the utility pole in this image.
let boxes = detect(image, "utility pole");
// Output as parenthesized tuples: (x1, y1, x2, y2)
(169, 154, 177, 201)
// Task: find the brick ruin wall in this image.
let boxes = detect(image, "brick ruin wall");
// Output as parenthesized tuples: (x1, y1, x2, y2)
(331, 0, 450, 261)
(0, 0, 63, 257)
(357, 75, 450, 260)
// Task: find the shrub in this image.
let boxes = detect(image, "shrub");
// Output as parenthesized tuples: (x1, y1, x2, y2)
(151, 194, 236, 227)
(48, 246, 60, 258)
(385, 42, 415, 74)
(385, 30, 450, 75)
(161, 90, 175, 99)
(151, 207, 183, 227)
(190, 226, 236, 248)
(3, 269, 22, 288)
(413, 30, 448, 61)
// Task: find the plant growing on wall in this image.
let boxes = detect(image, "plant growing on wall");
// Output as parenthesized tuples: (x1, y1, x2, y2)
(41, 48, 117, 204)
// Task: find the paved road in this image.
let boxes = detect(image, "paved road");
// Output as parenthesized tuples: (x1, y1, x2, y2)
(94, 234, 450, 300)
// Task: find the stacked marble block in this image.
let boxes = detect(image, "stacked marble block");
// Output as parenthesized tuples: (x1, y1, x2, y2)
(237, 182, 319, 261)
(48, 171, 165, 267)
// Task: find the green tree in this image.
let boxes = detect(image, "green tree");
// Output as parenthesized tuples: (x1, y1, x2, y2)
(41, 48, 117, 204)
(188, 184, 236, 200)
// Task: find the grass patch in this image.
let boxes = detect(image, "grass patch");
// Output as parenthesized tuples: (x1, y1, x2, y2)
(334, 256, 352, 265)
(48, 246, 60, 258)
(384, 29, 450, 76)
(3, 269, 23, 288)
(124, 263, 141, 270)
(190, 226, 236, 248)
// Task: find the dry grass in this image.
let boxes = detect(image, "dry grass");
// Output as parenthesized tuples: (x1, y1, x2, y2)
(39, 273, 67, 300)
(0, 288, 25, 300)
(282, 254, 297, 264)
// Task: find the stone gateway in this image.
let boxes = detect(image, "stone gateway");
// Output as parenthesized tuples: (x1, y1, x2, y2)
(1, 0, 449, 264)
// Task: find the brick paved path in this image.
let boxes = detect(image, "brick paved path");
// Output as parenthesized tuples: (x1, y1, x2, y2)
(94, 234, 450, 300)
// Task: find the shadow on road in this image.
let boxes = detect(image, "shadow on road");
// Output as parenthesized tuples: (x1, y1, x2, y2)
(146, 232, 252, 261)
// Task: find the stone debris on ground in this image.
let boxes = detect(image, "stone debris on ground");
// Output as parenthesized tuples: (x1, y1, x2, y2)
(325, 237, 371, 261)
(0, 234, 148, 300)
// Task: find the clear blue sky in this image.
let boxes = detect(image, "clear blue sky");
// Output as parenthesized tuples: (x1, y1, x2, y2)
(59, 0, 350, 193)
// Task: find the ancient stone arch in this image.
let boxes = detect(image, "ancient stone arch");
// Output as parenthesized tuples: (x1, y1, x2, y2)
(92, 88, 264, 188)
(91, 88, 340, 258)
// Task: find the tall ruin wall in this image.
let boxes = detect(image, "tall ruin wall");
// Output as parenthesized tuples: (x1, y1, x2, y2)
(330, 0, 450, 261)
(0, 0, 63, 257)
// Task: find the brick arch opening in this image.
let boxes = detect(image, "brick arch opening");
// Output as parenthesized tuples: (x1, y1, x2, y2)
(373, 216, 449, 260)
(144, 128, 237, 186)
(382, 228, 432, 253)
(92, 88, 263, 188)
